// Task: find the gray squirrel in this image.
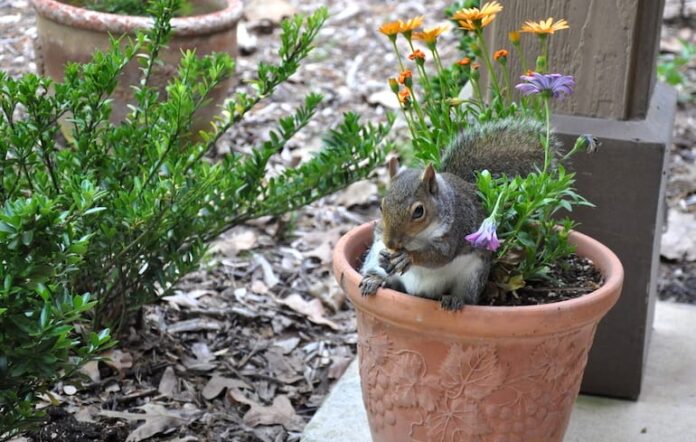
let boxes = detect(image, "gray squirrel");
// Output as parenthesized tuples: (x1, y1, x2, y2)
(359, 117, 557, 310)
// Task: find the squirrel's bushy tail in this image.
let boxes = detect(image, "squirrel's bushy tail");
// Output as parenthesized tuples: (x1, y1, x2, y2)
(441, 118, 557, 182)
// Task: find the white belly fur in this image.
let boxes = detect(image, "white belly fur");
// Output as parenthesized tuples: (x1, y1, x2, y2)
(362, 238, 484, 300)
(400, 253, 484, 299)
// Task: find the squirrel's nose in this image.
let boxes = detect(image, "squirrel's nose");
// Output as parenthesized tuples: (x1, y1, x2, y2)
(384, 237, 401, 250)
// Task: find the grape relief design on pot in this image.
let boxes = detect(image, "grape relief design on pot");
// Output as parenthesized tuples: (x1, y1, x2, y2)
(357, 324, 593, 442)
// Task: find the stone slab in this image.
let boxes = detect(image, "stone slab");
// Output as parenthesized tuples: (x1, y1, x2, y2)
(302, 301, 696, 442)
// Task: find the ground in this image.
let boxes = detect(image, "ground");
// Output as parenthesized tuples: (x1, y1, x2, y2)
(1, 0, 694, 441)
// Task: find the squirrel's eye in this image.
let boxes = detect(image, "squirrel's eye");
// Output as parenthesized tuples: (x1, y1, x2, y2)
(412, 204, 425, 220)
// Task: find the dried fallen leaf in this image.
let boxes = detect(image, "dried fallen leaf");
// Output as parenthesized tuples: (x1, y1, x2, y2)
(209, 229, 258, 256)
(304, 241, 333, 264)
(661, 209, 696, 261)
(99, 403, 201, 442)
(227, 385, 254, 406)
(182, 342, 217, 372)
(253, 254, 280, 287)
(79, 360, 101, 383)
(250, 279, 269, 294)
(277, 294, 340, 330)
(167, 318, 223, 334)
(308, 279, 345, 312)
(335, 180, 377, 208)
(328, 356, 353, 379)
(301, 227, 343, 264)
(273, 337, 301, 355)
(158, 366, 178, 397)
(202, 374, 250, 400)
(243, 395, 304, 432)
(162, 289, 213, 310)
(103, 349, 133, 378)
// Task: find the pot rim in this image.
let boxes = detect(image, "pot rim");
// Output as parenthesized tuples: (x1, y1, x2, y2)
(333, 222, 624, 339)
(31, 0, 243, 36)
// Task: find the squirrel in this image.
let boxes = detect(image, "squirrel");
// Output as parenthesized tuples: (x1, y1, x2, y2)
(359, 117, 557, 310)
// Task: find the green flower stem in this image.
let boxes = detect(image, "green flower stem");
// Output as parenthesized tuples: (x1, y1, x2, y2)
(471, 76, 484, 105)
(476, 29, 502, 99)
(406, 85, 429, 132)
(538, 34, 549, 73)
(397, 95, 419, 143)
(429, 45, 455, 129)
(391, 39, 406, 72)
(543, 96, 551, 173)
(501, 62, 512, 104)
(513, 42, 529, 74)
(489, 190, 505, 219)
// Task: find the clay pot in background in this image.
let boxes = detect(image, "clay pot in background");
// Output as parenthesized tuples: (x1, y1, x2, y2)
(31, 0, 242, 134)
(333, 222, 623, 442)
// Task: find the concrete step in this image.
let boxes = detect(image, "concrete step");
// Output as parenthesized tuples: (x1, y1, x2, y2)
(303, 301, 696, 442)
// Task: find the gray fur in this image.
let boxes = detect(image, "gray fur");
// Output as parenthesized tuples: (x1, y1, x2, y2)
(442, 117, 558, 182)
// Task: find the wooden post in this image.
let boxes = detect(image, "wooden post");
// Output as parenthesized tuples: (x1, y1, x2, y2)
(486, 0, 676, 399)
(488, 0, 664, 119)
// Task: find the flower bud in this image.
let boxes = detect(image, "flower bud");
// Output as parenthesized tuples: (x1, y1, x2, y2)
(494, 49, 509, 63)
(388, 78, 399, 93)
(535, 55, 547, 72)
(508, 31, 520, 44)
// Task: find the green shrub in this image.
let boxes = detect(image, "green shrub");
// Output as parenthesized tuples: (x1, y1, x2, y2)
(67, 0, 193, 16)
(0, 195, 113, 439)
(0, 0, 391, 434)
(657, 38, 696, 102)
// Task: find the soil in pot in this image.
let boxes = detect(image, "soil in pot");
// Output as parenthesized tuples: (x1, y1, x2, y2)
(481, 254, 604, 306)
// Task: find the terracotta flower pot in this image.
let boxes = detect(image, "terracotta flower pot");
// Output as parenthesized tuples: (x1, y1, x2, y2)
(31, 0, 242, 133)
(333, 222, 623, 442)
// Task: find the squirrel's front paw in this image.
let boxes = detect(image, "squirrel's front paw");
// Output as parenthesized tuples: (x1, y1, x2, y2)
(379, 249, 411, 276)
(360, 274, 384, 296)
(440, 295, 466, 311)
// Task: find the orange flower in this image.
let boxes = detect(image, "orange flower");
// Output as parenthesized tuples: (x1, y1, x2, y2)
(412, 24, 449, 44)
(452, 1, 503, 31)
(400, 16, 424, 33)
(520, 17, 569, 35)
(472, 62, 481, 71)
(397, 70, 413, 84)
(457, 57, 472, 66)
(379, 20, 403, 37)
(408, 49, 426, 61)
(493, 49, 509, 61)
(508, 31, 521, 43)
(398, 88, 411, 104)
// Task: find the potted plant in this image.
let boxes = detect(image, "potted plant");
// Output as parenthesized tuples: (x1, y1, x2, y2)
(332, 3, 624, 441)
(31, 0, 243, 132)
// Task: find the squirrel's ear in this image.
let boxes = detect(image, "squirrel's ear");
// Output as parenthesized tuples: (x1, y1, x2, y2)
(421, 163, 438, 194)
(387, 156, 400, 180)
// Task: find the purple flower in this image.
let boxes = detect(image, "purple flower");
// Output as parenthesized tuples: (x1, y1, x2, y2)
(515, 72, 575, 99)
(465, 218, 500, 251)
